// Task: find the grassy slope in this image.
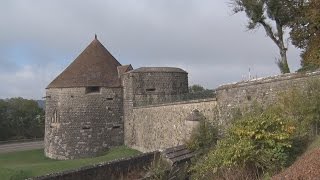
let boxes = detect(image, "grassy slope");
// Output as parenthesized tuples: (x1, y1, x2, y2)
(0, 146, 140, 180)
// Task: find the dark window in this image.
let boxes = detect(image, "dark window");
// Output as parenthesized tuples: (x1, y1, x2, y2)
(113, 125, 121, 129)
(146, 88, 156, 92)
(86, 86, 100, 94)
(106, 97, 114, 100)
(82, 125, 91, 130)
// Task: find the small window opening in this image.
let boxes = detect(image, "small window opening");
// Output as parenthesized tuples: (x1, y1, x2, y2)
(106, 97, 114, 100)
(112, 125, 121, 129)
(50, 110, 59, 128)
(146, 88, 156, 92)
(82, 126, 91, 130)
(247, 95, 252, 101)
(51, 110, 59, 123)
(86, 86, 101, 94)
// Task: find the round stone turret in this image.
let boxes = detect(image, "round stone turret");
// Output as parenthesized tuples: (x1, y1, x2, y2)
(44, 37, 124, 159)
(124, 67, 189, 106)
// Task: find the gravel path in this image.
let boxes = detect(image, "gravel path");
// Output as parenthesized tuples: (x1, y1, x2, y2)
(0, 141, 44, 153)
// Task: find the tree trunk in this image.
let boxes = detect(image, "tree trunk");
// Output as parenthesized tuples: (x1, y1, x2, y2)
(259, 20, 291, 74)
(279, 43, 290, 74)
(277, 20, 290, 74)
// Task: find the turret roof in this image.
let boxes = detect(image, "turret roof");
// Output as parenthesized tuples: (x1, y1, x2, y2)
(47, 36, 122, 88)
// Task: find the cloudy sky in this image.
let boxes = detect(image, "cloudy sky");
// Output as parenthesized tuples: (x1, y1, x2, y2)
(0, 0, 302, 99)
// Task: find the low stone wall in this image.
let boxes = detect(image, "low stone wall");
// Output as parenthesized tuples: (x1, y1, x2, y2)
(31, 152, 158, 180)
(128, 98, 217, 152)
(216, 71, 320, 123)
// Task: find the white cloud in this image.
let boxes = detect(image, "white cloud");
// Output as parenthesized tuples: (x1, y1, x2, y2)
(0, 64, 61, 99)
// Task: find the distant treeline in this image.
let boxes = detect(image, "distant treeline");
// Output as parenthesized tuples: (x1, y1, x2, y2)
(0, 98, 45, 141)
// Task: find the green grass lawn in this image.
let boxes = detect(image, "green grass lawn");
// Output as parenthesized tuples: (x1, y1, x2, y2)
(0, 146, 141, 180)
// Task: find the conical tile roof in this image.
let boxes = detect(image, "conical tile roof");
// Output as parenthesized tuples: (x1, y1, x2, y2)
(47, 37, 122, 88)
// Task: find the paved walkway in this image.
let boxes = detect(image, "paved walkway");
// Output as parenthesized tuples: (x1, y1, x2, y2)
(0, 141, 44, 153)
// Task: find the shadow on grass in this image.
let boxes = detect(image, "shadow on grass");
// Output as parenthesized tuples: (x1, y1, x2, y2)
(0, 146, 141, 180)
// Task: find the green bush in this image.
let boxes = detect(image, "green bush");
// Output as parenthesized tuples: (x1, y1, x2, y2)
(0, 98, 44, 141)
(191, 106, 297, 179)
(186, 116, 219, 154)
(278, 79, 320, 137)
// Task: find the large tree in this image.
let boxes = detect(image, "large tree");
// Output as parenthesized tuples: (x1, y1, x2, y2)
(0, 98, 44, 141)
(290, 0, 320, 71)
(231, 0, 295, 73)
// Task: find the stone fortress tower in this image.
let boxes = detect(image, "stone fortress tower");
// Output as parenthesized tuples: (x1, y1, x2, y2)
(44, 36, 189, 159)
(121, 68, 189, 147)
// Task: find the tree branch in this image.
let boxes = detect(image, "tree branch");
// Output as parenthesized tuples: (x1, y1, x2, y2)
(275, 18, 287, 51)
(259, 20, 281, 48)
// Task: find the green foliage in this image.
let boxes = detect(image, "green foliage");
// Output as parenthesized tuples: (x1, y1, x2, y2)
(191, 106, 296, 179)
(189, 84, 206, 93)
(0, 98, 44, 141)
(278, 79, 320, 136)
(0, 146, 140, 180)
(146, 156, 190, 180)
(300, 37, 320, 70)
(289, 0, 320, 71)
(186, 117, 219, 154)
(146, 158, 170, 180)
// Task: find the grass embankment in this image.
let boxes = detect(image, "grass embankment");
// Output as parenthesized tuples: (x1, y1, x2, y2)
(0, 146, 141, 180)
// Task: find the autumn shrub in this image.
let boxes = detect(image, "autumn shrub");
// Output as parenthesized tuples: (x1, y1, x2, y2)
(278, 79, 320, 137)
(275, 79, 320, 163)
(186, 116, 219, 154)
(191, 106, 297, 179)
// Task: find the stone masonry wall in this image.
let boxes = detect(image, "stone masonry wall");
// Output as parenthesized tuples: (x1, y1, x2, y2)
(44, 87, 124, 159)
(215, 71, 320, 125)
(122, 73, 135, 148)
(130, 71, 189, 107)
(122, 70, 189, 148)
(125, 71, 320, 153)
(129, 98, 217, 152)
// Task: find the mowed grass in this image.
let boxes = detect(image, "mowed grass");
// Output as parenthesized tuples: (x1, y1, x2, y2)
(0, 146, 141, 180)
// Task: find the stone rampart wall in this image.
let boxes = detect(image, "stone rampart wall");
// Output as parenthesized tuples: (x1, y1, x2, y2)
(215, 71, 320, 124)
(128, 98, 217, 152)
(129, 71, 189, 107)
(134, 90, 216, 107)
(125, 71, 320, 152)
